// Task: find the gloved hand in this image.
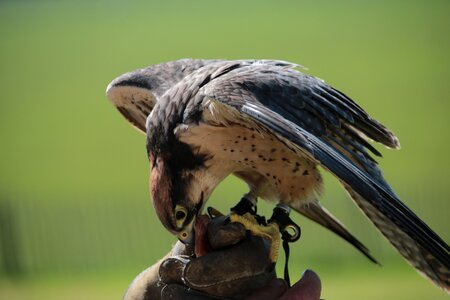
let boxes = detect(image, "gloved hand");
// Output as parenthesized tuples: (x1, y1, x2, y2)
(123, 213, 321, 300)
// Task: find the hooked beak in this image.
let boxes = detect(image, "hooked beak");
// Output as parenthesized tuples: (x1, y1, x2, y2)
(176, 197, 205, 247)
(177, 215, 196, 246)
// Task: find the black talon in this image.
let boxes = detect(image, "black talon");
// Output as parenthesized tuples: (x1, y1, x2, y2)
(230, 196, 257, 216)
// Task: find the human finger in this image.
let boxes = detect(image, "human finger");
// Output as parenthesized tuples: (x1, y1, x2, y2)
(278, 270, 321, 300)
(244, 278, 288, 300)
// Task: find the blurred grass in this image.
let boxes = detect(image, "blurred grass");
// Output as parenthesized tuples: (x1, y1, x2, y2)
(0, 0, 449, 299)
(0, 264, 447, 300)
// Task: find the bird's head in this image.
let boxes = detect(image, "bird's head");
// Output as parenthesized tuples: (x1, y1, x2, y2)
(148, 146, 216, 245)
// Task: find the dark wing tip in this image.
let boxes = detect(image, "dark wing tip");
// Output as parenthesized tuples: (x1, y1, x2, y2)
(325, 86, 401, 150)
(295, 203, 381, 265)
(388, 130, 401, 149)
(365, 118, 401, 150)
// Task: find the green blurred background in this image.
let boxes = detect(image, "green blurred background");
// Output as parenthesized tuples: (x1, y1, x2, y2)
(0, 0, 449, 299)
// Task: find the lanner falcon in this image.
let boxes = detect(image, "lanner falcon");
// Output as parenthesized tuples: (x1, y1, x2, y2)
(106, 59, 449, 290)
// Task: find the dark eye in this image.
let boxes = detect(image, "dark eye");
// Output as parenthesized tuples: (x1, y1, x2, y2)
(174, 205, 188, 229)
(176, 210, 186, 221)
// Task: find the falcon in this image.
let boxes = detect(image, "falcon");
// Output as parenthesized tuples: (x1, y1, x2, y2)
(106, 59, 450, 290)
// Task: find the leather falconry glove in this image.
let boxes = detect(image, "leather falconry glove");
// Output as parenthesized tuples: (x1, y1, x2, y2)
(123, 211, 280, 300)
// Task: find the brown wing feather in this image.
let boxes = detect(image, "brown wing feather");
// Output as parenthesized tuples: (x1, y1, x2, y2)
(193, 62, 449, 290)
(106, 59, 222, 132)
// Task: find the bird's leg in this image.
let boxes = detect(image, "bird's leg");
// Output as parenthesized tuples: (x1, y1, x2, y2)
(269, 204, 301, 242)
(275, 203, 291, 214)
(268, 203, 302, 287)
(230, 192, 258, 216)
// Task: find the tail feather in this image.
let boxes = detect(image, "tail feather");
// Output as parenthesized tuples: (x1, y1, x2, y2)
(345, 186, 450, 291)
(293, 201, 379, 264)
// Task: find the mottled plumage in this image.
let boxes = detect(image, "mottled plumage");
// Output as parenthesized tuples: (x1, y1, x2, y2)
(106, 59, 449, 291)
